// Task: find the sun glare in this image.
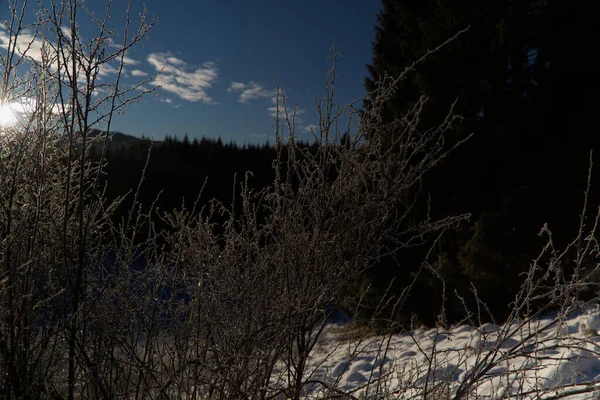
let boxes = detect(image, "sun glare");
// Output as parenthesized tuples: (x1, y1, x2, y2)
(0, 103, 18, 127)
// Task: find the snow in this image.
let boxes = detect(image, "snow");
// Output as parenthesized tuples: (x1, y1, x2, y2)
(274, 306, 600, 399)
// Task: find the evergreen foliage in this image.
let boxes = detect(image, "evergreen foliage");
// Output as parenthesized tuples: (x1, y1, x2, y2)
(360, 0, 600, 324)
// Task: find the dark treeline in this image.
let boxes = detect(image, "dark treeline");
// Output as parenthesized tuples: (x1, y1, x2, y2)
(96, 134, 319, 237)
(357, 0, 600, 326)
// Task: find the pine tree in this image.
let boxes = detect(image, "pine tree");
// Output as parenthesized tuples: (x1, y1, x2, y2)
(358, 0, 599, 323)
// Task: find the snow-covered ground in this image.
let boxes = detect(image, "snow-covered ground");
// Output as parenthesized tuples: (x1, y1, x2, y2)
(274, 307, 600, 399)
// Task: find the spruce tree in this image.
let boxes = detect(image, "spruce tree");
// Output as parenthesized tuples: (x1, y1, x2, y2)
(358, 0, 599, 324)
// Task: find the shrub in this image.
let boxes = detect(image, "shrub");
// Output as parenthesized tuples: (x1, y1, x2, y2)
(7, 2, 599, 399)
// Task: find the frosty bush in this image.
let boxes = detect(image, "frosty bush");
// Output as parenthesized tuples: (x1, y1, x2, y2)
(4, 2, 599, 399)
(0, 0, 464, 392)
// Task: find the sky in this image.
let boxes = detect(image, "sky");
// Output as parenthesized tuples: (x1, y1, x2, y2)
(0, 0, 383, 144)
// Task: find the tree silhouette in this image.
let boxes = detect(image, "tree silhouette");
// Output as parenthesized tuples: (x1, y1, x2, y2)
(359, 0, 600, 323)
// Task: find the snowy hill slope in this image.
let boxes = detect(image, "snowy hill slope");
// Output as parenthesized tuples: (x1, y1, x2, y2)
(276, 307, 600, 399)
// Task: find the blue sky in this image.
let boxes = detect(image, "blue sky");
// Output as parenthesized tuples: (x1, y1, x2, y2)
(126, 0, 382, 144)
(0, 0, 382, 144)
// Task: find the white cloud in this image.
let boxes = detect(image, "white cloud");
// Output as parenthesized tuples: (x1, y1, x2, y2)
(123, 56, 140, 66)
(0, 27, 127, 80)
(0, 27, 46, 64)
(166, 56, 185, 66)
(268, 104, 306, 123)
(304, 124, 319, 133)
(107, 37, 121, 48)
(60, 25, 72, 41)
(131, 69, 149, 77)
(147, 52, 218, 103)
(158, 98, 173, 104)
(229, 82, 246, 91)
(227, 80, 306, 122)
(227, 81, 274, 103)
(98, 63, 118, 77)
